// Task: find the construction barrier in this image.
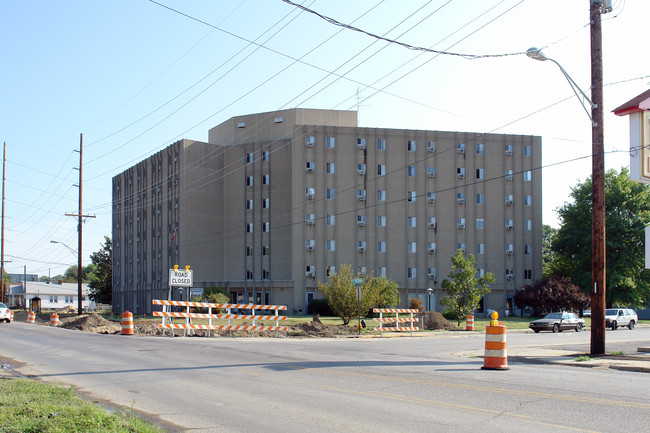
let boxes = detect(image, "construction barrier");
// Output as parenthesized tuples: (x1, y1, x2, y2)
(373, 308, 419, 333)
(10, 311, 14, 322)
(465, 315, 475, 331)
(152, 299, 288, 336)
(49, 313, 60, 327)
(121, 311, 134, 335)
(482, 323, 509, 370)
(26, 311, 35, 324)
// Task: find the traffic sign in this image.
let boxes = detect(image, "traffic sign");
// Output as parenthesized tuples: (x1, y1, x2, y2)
(169, 269, 193, 287)
(352, 278, 364, 286)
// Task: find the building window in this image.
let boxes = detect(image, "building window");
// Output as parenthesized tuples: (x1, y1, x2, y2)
(428, 242, 436, 253)
(408, 191, 416, 202)
(262, 245, 270, 255)
(505, 144, 513, 155)
(262, 269, 269, 279)
(426, 141, 436, 152)
(377, 241, 387, 252)
(476, 143, 484, 154)
(407, 217, 416, 228)
(262, 221, 270, 232)
(306, 161, 314, 173)
(377, 190, 386, 201)
(524, 195, 532, 206)
(523, 170, 532, 181)
(357, 163, 366, 175)
(408, 268, 417, 279)
(377, 266, 387, 277)
(476, 168, 484, 179)
(506, 243, 514, 255)
(246, 246, 253, 256)
(457, 167, 465, 178)
(524, 244, 532, 255)
(377, 215, 386, 227)
(357, 266, 367, 275)
(357, 138, 367, 148)
(457, 193, 465, 203)
(524, 269, 532, 280)
(326, 162, 335, 174)
(327, 266, 336, 277)
(305, 213, 315, 224)
(246, 176, 253, 186)
(476, 218, 484, 230)
(525, 219, 532, 230)
(327, 188, 335, 200)
(326, 240, 335, 251)
(306, 187, 315, 198)
(457, 217, 466, 228)
(476, 243, 485, 255)
(427, 166, 436, 178)
(246, 270, 253, 280)
(357, 189, 367, 200)
(246, 199, 253, 210)
(50, 296, 58, 303)
(505, 194, 513, 205)
(476, 193, 484, 204)
(305, 136, 315, 146)
(377, 138, 386, 150)
(306, 265, 315, 276)
(246, 223, 253, 233)
(408, 242, 416, 253)
(306, 240, 315, 250)
(505, 169, 513, 180)
(262, 174, 270, 185)
(407, 166, 416, 177)
(246, 153, 254, 163)
(358, 241, 367, 251)
(457, 243, 466, 253)
(357, 215, 367, 226)
(262, 198, 269, 208)
(427, 217, 437, 228)
(407, 140, 416, 151)
(506, 219, 513, 229)
(262, 150, 270, 161)
(326, 137, 336, 148)
(326, 214, 336, 226)
(377, 164, 386, 176)
(524, 145, 532, 156)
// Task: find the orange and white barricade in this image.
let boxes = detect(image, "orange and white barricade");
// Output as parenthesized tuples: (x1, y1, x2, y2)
(26, 311, 36, 324)
(49, 313, 60, 327)
(152, 299, 288, 337)
(465, 315, 475, 331)
(121, 311, 134, 335)
(482, 312, 509, 370)
(373, 308, 420, 334)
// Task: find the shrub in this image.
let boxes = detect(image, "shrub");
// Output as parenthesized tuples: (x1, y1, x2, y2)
(309, 298, 333, 316)
(442, 308, 462, 321)
(409, 297, 424, 312)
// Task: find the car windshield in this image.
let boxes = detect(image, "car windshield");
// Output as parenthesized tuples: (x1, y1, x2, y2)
(605, 309, 618, 315)
(543, 313, 562, 320)
(0, 303, 6, 309)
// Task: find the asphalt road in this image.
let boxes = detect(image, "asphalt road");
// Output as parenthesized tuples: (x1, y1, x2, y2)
(1, 323, 649, 433)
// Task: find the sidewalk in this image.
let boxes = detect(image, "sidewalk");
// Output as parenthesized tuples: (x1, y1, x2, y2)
(507, 346, 650, 373)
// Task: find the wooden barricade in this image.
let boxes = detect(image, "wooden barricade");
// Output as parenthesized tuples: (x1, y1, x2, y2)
(373, 308, 420, 334)
(152, 299, 288, 336)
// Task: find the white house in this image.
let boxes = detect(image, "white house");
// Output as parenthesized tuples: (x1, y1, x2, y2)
(7, 281, 93, 312)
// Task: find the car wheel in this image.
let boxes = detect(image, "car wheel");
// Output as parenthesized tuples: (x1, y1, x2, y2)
(611, 321, 617, 331)
(628, 321, 635, 330)
(553, 323, 560, 333)
(534, 329, 540, 333)
(576, 323, 583, 332)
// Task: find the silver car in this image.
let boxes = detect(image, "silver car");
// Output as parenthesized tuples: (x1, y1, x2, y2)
(529, 312, 585, 333)
(0, 302, 11, 323)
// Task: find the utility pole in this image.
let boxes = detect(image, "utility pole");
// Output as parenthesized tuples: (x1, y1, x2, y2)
(590, 0, 608, 355)
(1, 142, 6, 305)
(66, 134, 95, 316)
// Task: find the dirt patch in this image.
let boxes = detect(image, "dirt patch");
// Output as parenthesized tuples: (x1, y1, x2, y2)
(289, 321, 358, 337)
(420, 311, 459, 331)
(12, 310, 47, 324)
(59, 313, 122, 334)
(58, 305, 78, 314)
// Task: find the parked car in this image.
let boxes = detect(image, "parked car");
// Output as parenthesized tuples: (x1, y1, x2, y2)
(529, 312, 585, 333)
(582, 310, 591, 317)
(0, 302, 11, 323)
(605, 308, 638, 330)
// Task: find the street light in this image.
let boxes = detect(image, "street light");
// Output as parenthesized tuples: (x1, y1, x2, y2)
(50, 240, 77, 257)
(50, 239, 84, 316)
(426, 288, 433, 311)
(526, 0, 606, 356)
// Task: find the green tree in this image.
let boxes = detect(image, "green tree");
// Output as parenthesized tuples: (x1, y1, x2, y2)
(542, 225, 557, 277)
(62, 265, 94, 283)
(317, 264, 399, 325)
(440, 250, 495, 326)
(87, 236, 112, 304)
(551, 168, 650, 307)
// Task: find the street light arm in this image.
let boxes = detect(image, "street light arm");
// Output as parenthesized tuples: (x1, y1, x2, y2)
(50, 240, 77, 257)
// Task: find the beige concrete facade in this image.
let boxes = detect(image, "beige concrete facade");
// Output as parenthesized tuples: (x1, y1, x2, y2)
(112, 108, 542, 315)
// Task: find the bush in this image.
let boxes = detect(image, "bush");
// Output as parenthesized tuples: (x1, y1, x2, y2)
(442, 308, 462, 321)
(409, 297, 424, 312)
(309, 298, 333, 316)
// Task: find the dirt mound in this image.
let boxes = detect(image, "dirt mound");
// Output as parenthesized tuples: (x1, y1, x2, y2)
(58, 305, 77, 314)
(420, 311, 459, 331)
(59, 313, 122, 334)
(290, 321, 358, 337)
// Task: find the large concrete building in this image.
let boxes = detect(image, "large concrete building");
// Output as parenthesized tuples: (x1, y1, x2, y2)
(112, 108, 542, 315)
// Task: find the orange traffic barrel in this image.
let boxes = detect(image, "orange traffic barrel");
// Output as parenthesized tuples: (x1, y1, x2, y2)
(465, 315, 475, 331)
(121, 311, 134, 335)
(26, 311, 36, 324)
(10, 311, 14, 322)
(482, 323, 509, 370)
(49, 313, 60, 327)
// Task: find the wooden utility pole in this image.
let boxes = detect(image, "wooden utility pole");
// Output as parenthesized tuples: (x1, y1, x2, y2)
(590, 0, 606, 355)
(1, 142, 6, 304)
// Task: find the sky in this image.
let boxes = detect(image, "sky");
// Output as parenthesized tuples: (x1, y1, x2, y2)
(1, 0, 648, 278)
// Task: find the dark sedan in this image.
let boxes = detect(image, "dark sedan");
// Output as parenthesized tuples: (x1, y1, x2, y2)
(529, 312, 585, 333)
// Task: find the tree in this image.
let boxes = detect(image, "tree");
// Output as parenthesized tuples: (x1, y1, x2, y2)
(542, 225, 557, 277)
(440, 250, 495, 326)
(87, 236, 112, 305)
(62, 265, 94, 283)
(513, 276, 589, 316)
(551, 168, 650, 307)
(317, 264, 399, 325)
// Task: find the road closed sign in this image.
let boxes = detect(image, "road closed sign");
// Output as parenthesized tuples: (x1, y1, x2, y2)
(169, 269, 193, 287)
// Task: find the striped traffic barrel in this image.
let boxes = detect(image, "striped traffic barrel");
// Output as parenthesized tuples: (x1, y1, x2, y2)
(49, 313, 60, 327)
(481, 324, 509, 370)
(26, 311, 36, 324)
(465, 315, 475, 331)
(121, 311, 134, 335)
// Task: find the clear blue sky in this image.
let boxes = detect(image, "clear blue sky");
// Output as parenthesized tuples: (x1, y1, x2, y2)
(1, 0, 648, 278)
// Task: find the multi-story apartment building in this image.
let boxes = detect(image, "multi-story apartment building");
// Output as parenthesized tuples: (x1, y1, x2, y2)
(112, 108, 542, 315)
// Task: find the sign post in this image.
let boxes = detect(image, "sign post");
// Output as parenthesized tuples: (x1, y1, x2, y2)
(352, 278, 364, 335)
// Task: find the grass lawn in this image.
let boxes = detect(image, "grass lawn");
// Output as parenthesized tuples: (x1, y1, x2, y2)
(0, 378, 165, 433)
